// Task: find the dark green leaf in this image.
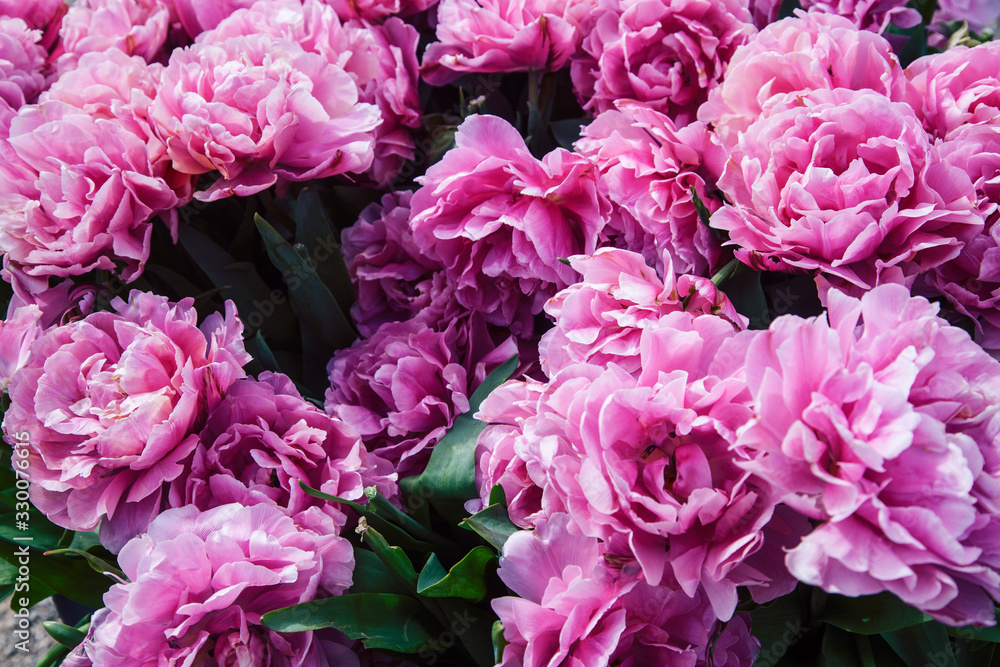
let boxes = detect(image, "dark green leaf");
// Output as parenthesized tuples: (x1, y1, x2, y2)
(357, 522, 419, 590)
(882, 622, 956, 667)
(946, 608, 1000, 642)
(712, 260, 771, 329)
(549, 119, 587, 150)
(460, 504, 519, 552)
(262, 593, 440, 653)
(820, 625, 867, 667)
(417, 548, 495, 602)
(42, 621, 86, 649)
(468, 356, 518, 412)
(292, 188, 354, 313)
(247, 331, 283, 374)
(816, 592, 930, 635)
(178, 225, 295, 343)
(493, 621, 507, 665)
(749, 590, 803, 666)
(44, 549, 125, 581)
(488, 484, 507, 508)
(432, 597, 498, 667)
(0, 540, 110, 609)
(350, 549, 412, 596)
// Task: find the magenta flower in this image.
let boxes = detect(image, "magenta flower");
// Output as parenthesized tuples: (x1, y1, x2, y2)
(570, 0, 755, 125)
(0, 17, 46, 118)
(169, 0, 259, 38)
(149, 32, 380, 201)
(170, 372, 397, 533)
(904, 41, 1000, 141)
(934, 0, 1000, 34)
(0, 101, 180, 294)
(0, 0, 66, 49)
(326, 319, 516, 478)
(408, 114, 612, 335)
(55, 0, 172, 75)
(202, 0, 422, 187)
(574, 102, 725, 276)
(2, 291, 250, 550)
(322, 0, 437, 21)
(421, 0, 593, 85)
(540, 248, 745, 377)
(66, 503, 359, 667)
(738, 284, 1000, 625)
(698, 12, 908, 149)
(710, 88, 983, 293)
(799, 0, 920, 33)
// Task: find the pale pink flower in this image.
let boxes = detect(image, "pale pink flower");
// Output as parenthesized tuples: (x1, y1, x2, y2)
(571, 0, 756, 124)
(698, 11, 908, 149)
(904, 41, 1000, 141)
(0, 101, 180, 294)
(540, 248, 745, 377)
(574, 102, 726, 276)
(67, 503, 359, 667)
(800, 0, 920, 33)
(149, 32, 380, 201)
(0, 302, 41, 390)
(478, 318, 793, 620)
(710, 88, 983, 293)
(738, 284, 1000, 626)
(326, 319, 516, 478)
(202, 0, 422, 187)
(170, 372, 397, 533)
(421, 0, 594, 85)
(2, 291, 250, 550)
(55, 0, 171, 75)
(0, 17, 46, 119)
(408, 114, 611, 336)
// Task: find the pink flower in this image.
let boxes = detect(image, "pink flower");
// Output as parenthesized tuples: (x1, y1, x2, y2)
(326, 319, 516, 478)
(738, 284, 1000, 625)
(169, 0, 259, 38)
(920, 124, 1000, 354)
(55, 0, 171, 75)
(67, 503, 359, 667)
(0, 101, 180, 294)
(169, 372, 397, 532)
(934, 0, 1000, 33)
(570, 0, 755, 124)
(202, 0, 422, 187)
(493, 513, 760, 666)
(2, 291, 250, 549)
(478, 317, 793, 620)
(574, 102, 726, 276)
(746, 0, 780, 28)
(698, 12, 908, 149)
(799, 0, 920, 33)
(421, 0, 594, 85)
(0, 17, 46, 117)
(710, 88, 983, 293)
(0, 0, 66, 49)
(539, 248, 745, 377)
(0, 302, 41, 390)
(904, 41, 1000, 141)
(149, 32, 380, 201)
(408, 114, 611, 335)
(321, 0, 437, 21)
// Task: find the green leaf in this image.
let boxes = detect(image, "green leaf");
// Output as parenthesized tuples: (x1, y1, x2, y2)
(247, 330, 283, 374)
(711, 259, 771, 329)
(44, 549, 125, 581)
(42, 621, 86, 649)
(177, 225, 295, 343)
(254, 213, 356, 390)
(356, 522, 419, 590)
(417, 548, 495, 602)
(291, 188, 354, 314)
(749, 589, 803, 666)
(407, 356, 518, 523)
(488, 484, 507, 508)
(0, 540, 111, 609)
(349, 549, 412, 596)
(262, 593, 441, 653)
(460, 503, 519, 552)
(882, 622, 957, 667)
(816, 592, 931, 635)
(492, 621, 507, 665)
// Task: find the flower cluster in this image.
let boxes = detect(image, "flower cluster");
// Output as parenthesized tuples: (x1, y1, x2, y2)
(6, 1, 1000, 666)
